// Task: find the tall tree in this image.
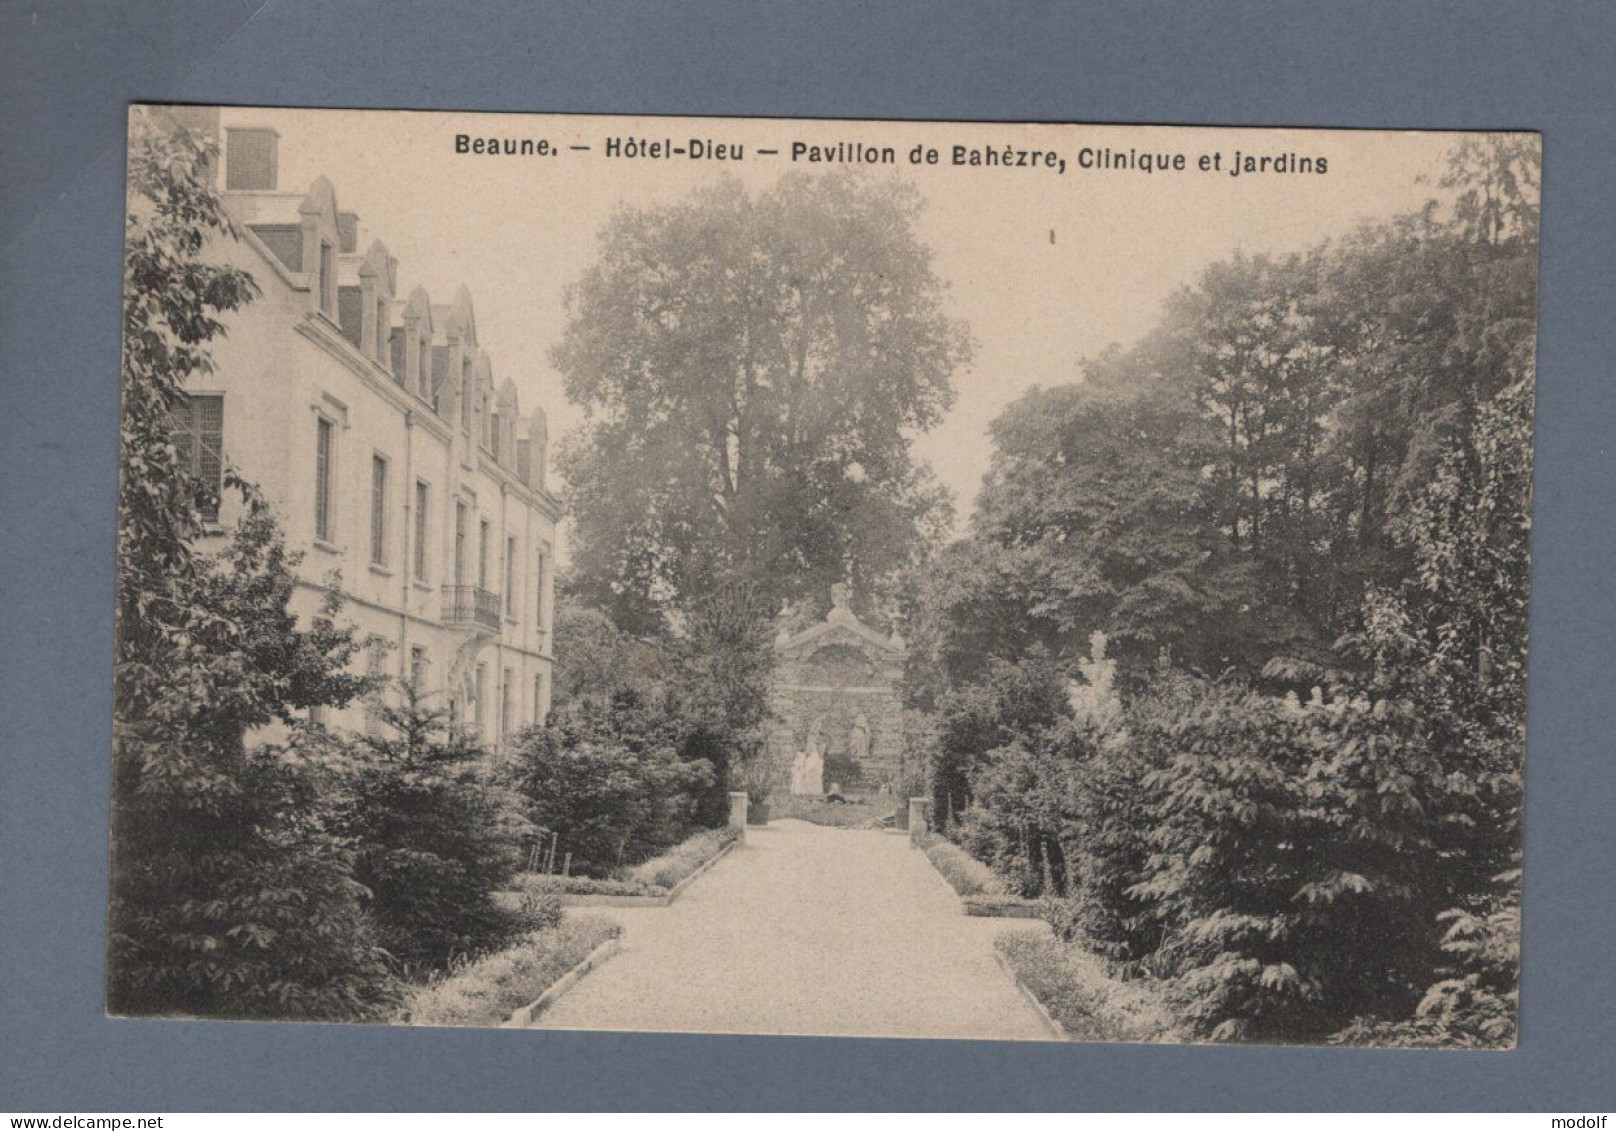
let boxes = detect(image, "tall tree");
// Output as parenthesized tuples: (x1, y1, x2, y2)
(555, 172, 971, 632)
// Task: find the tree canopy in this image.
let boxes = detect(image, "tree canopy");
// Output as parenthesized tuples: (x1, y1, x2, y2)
(555, 172, 972, 632)
(906, 137, 1539, 689)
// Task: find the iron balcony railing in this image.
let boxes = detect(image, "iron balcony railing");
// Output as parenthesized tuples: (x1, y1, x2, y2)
(441, 584, 501, 631)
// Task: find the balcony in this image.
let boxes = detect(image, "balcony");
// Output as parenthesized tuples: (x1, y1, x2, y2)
(441, 585, 501, 632)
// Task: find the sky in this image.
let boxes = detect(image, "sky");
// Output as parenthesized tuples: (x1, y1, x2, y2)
(216, 107, 1462, 541)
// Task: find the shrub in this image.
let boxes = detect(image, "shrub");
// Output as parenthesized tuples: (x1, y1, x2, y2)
(401, 915, 620, 1028)
(344, 690, 532, 976)
(505, 690, 713, 876)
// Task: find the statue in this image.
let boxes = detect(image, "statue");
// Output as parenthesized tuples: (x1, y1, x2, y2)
(849, 713, 870, 763)
(792, 718, 825, 795)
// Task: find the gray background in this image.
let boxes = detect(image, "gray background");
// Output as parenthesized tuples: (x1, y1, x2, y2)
(1, 0, 1611, 1112)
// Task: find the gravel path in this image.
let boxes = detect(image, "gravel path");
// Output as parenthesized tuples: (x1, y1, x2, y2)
(533, 818, 1052, 1040)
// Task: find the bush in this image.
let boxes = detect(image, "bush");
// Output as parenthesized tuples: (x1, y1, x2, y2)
(400, 915, 620, 1028)
(344, 690, 532, 976)
(505, 690, 714, 876)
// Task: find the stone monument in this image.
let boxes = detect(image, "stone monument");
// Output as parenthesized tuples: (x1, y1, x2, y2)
(770, 583, 906, 791)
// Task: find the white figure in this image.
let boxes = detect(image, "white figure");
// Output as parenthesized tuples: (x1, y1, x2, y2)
(792, 718, 825, 795)
(849, 713, 870, 763)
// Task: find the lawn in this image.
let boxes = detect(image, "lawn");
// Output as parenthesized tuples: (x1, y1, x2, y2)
(766, 792, 902, 828)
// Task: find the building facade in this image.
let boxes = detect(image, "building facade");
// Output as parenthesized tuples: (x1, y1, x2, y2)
(163, 107, 561, 744)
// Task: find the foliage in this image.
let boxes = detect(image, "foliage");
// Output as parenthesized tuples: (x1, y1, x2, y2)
(505, 690, 714, 877)
(109, 109, 395, 1021)
(550, 602, 670, 706)
(513, 873, 665, 899)
(625, 824, 742, 889)
(508, 826, 741, 898)
(904, 138, 1539, 690)
(556, 172, 970, 633)
(927, 649, 1069, 833)
(400, 915, 621, 1028)
(675, 580, 776, 809)
(913, 834, 1006, 898)
(996, 933, 1181, 1044)
(908, 139, 1535, 1046)
(344, 687, 533, 976)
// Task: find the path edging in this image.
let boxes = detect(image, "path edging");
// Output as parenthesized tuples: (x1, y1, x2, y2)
(992, 947, 1068, 1041)
(524, 835, 743, 909)
(502, 936, 622, 1028)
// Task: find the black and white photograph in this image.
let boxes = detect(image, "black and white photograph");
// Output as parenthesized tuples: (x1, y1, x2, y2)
(108, 105, 1538, 1049)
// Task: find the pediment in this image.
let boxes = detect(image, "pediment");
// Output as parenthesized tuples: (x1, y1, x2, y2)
(775, 614, 903, 660)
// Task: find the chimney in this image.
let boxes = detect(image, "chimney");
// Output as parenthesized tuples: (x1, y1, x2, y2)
(225, 127, 279, 191)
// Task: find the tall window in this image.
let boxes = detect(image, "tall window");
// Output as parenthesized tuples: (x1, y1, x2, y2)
(172, 394, 224, 522)
(460, 361, 472, 432)
(413, 480, 429, 580)
(453, 502, 467, 586)
(474, 663, 488, 732)
(500, 668, 514, 740)
(314, 416, 335, 542)
(364, 640, 387, 735)
(478, 519, 490, 590)
(533, 672, 546, 724)
(318, 241, 335, 314)
(505, 536, 518, 617)
(409, 646, 427, 692)
(370, 455, 389, 565)
(535, 547, 549, 632)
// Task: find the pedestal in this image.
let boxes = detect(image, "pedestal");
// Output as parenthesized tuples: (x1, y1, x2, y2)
(908, 796, 932, 847)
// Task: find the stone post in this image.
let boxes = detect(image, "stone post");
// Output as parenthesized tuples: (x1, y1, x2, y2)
(729, 791, 750, 842)
(908, 796, 932, 848)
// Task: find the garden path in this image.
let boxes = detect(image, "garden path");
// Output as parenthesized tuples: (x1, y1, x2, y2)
(532, 818, 1052, 1039)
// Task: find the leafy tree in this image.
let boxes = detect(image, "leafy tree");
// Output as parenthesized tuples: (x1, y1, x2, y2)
(109, 109, 393, 1020)
(505, 690, 714, 876)
(555, 172, 971, 632)
(345, 687, 532, 976)
(909, 137, 1539, 692)
(550, 600, 670, 706)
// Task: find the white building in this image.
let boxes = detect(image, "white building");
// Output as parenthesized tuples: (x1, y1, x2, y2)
(162, 107, 560, 743)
